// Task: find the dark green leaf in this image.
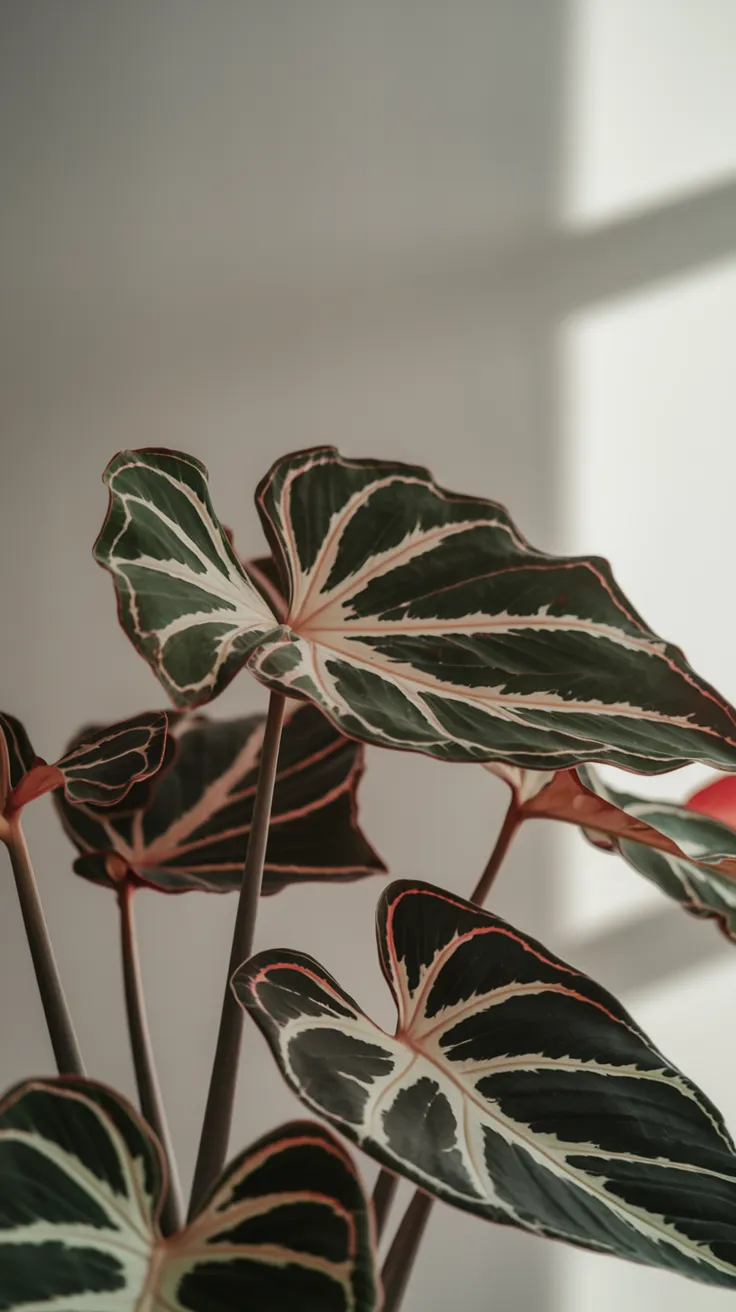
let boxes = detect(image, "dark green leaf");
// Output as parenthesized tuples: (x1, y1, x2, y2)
(5, 711, 169, 814)
(55, 703, 384, 895)
(93, 449, 282, 706)
(235, 879, 736, 1289)
(0, 1078, 379, 1311)
(95, 446, 736, 771)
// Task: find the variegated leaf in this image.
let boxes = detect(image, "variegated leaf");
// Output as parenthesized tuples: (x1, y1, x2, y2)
(55, 703, 384, 895)
(235, 879, 736, 1289)
(0, 1078, 379, 1311)
(94, 449, 281, 706)
(96, 447, 736, 771)
(4, 711, 169, 815)
(575, 769, 736, 943)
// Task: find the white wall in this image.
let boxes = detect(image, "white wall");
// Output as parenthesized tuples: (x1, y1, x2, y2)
(1, 3, 735, 1309)
(561, 4, 736, 1309)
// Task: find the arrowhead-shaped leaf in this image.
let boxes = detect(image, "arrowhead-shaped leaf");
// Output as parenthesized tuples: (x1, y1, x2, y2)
(0, 1078, 379, 1311)
(235, 879, 736, 1289)
(96, 446, 736, 772)
(2, 710, 169, 816)
(55, 703, 384, 895)
(573, 769, 736, 942)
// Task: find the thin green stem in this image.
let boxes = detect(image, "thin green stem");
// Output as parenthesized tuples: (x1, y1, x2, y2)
(380, 798, 522, 1309)
(372, 1168, 399, 1241)
(4, 815, 84, 1076)
(118, 882, 183, 1236)
(469, 798, 521, 906)
(381, 1191, 434, 1312)
(188, 690, 286, 1220)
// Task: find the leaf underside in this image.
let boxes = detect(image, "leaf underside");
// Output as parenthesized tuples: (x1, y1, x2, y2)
(576, 768, 736, 942)
(235, 879, 736, 1289)
(485, 760, 736, 941)
(95, 446, 736, 771)
(55, 703, 384, 895)
(0, 1078, 378, 1311)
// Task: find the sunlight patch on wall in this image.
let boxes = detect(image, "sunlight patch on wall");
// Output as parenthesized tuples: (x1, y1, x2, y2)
(564, 0, 736, 227)
(559, 260, 736, 938)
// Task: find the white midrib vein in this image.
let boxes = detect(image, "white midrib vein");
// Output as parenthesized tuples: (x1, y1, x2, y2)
(279, 1009, 736, 1275)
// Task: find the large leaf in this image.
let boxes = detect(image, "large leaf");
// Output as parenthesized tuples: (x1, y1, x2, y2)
(2, 710, 169, 816)
(0, 1078, 379, 1311)
(235, 879, 736, 1289)
(55, 703, 384, 895)
(572, 769, 736, 943)
(95, 446, 736, 771)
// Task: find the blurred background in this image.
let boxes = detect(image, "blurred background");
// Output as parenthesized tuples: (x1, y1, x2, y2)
(2, 3, 736, 1308)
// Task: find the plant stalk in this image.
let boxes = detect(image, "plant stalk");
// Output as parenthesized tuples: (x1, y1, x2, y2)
(381, 1191, 434, 1312)
(188, 690, 286, 1220)
(469, 798, 521, 905)
(118, 882, 183, 1236)
(381, 798, 522, 1308)
(371, 1168, 399, 1241)
(4, 815, 84, 1076)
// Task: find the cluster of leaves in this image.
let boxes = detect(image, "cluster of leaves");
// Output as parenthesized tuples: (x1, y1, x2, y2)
(5, 445, 736, 1308)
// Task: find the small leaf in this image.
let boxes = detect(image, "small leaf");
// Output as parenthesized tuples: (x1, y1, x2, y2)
(5, 711, 169, 814)
(93, 448, 282, 707)
(235, 879, 736, 1289)
(55, 703, 385, 895)
(96, 446, 736, 771)
(0, 1078, 379, 1311)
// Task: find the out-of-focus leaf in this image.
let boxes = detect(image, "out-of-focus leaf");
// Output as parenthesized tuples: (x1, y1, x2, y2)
(56, 703, 384, 895)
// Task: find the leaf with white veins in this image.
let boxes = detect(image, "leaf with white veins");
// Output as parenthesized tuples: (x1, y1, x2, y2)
(0, 1078, 379, 1311)
(236, 879, 736, 1289)
(95, 447, 736, 771)
(55, 704, 384, 895)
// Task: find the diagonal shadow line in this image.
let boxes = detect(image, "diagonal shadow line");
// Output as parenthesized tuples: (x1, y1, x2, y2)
(560, 905, 735, 996)
(547, 178, 736, 316)
(5, 180, 736, 398)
